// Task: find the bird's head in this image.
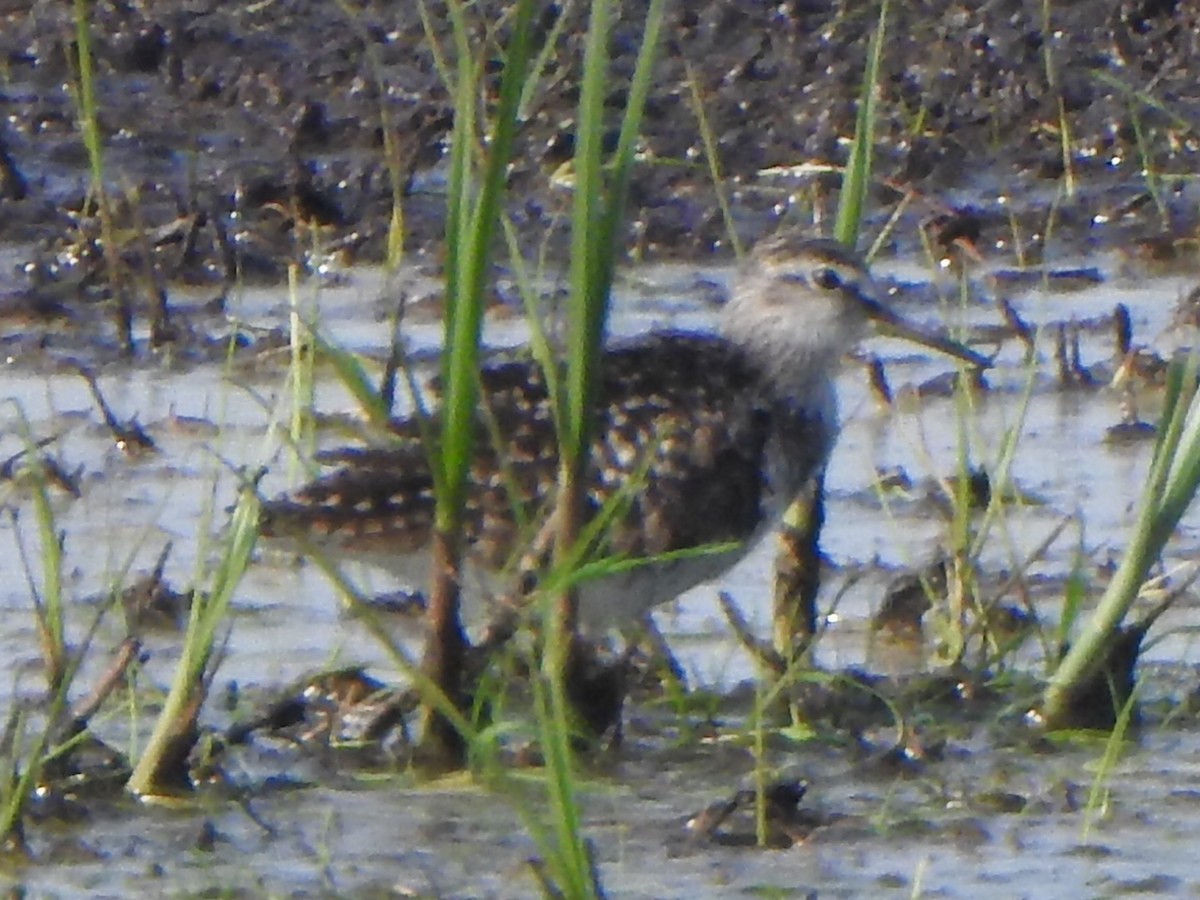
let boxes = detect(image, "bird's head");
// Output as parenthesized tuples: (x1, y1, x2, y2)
(723, 234, 987, 395)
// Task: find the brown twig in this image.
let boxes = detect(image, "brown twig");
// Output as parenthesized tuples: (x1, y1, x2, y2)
(70, 361, 157, 455)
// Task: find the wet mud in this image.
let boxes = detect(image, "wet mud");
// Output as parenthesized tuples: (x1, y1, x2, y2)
(2, 1, 1200, 291)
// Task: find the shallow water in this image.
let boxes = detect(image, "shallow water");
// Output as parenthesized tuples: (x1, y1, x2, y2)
(3, 250, 1200, 896)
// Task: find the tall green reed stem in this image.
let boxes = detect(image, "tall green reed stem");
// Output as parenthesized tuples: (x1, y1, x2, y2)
(24, 446, 67, 691)
(554, 0, 664, 630)
(1042, 352, 1200, 727)
(833, 0, 887, 249)
(71, 0, 104, 197)
(71, 0, 135, 355)
(127, 491, 259, 795)
(536, 2, 664, 893)
(0, 420, 77, 847)
(420, 0, 538, 765)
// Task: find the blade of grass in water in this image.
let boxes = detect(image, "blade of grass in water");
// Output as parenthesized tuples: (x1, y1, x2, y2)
(834, 0, 888, 249)
(420, 0, 539, 766)
(26, 446, 66, 691)
(71, 0, 104, 193)
(556, 0, 667, 615)
(437, 0, 537, 523)
(1042, 352, 1200, 727)
(542, 0, 665, 893)
(310, 330, 392, 429)
(127, 489, 260, 795)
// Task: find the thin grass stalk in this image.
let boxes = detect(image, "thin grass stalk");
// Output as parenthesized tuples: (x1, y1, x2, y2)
(0, 708, 29, 850)
(553, 3, 668, 615)
(967, 345, 1039, 562)
(947, 319, 975, 661)
(519, 0, 576, 118)
(302, 545, 603, 894)
(595, 0, 666, 300)
(502, 216, 564, 428)
(4, 410, 68, 690)
(302, 548, 480, 744)
(71, 0, 104, 194)
(333, 0, 407, 270)
(544, 0, 618, 882)
(439, 0, 537, 520)
(967, 372, 1041, 664)
(752, 677, 769, 847)
(71, 0, 134, 356)
(556, 0, 666, 623)
(1160, 374, 1200, 511)
(0, 436, 82, 846)
(537, 0, 665, 890)
(1080, 681, 1138, 841)
(416, 0, 454, 90)
(0, 680, 73, 849)
(287, 265, 317, 468)
(554, 0, 614, 639)
(1057, 549, 1089, 651)
(310, 330, 391, 430)
(438, 3, 478, 482)
(27, 452, 66, 692)
(533, 669, 597, 898)
(0, 591, 123, 846)
(683, 57, 742, 259)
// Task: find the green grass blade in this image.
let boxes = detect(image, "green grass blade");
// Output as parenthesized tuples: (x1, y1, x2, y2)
(593, 0, 667, 321)
(128, 490, 259, 795)
(71, 0, 104, 192)
(438, 0, 538, 529)
(1043, 353, 1200, 726)
(560, 0, 667, 505)
(834, 0, 889, 247)
(561, 0, 614, 467)
(543, 1, 667, 893)
(310, 331, 392, 429)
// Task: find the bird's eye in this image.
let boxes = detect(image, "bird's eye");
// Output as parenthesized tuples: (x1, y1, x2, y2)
(812, 267, 843, 290)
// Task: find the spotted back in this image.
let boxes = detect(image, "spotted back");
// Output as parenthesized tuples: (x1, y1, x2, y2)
(259, 333, 813, 580)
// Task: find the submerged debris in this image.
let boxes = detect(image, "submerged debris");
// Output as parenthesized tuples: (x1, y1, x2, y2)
(72, 362, 157, 456)
(873, 558, 949, 637)
(225, 667, 414, 753)
(119, 543, 193, 632)
(685, 779, 824, 849)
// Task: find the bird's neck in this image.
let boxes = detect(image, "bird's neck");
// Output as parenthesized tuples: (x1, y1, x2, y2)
(719, 293, 854, 408)
(719, 308, 845, 475)
(723, 326, 846, 422)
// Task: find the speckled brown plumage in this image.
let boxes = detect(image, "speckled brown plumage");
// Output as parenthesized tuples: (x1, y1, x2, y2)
(260, 236, 896, 625)
(261, 334, 827, 565)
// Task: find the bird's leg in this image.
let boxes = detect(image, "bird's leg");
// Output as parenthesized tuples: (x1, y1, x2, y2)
(474, 510, 559, 647)
(772, 470, 826, 668)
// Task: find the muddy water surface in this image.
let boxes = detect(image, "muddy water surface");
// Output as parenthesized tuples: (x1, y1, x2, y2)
(4, 252, 1200, 897)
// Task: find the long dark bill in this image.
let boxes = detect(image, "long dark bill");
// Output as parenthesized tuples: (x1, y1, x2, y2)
(859, 294, 992, 369)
